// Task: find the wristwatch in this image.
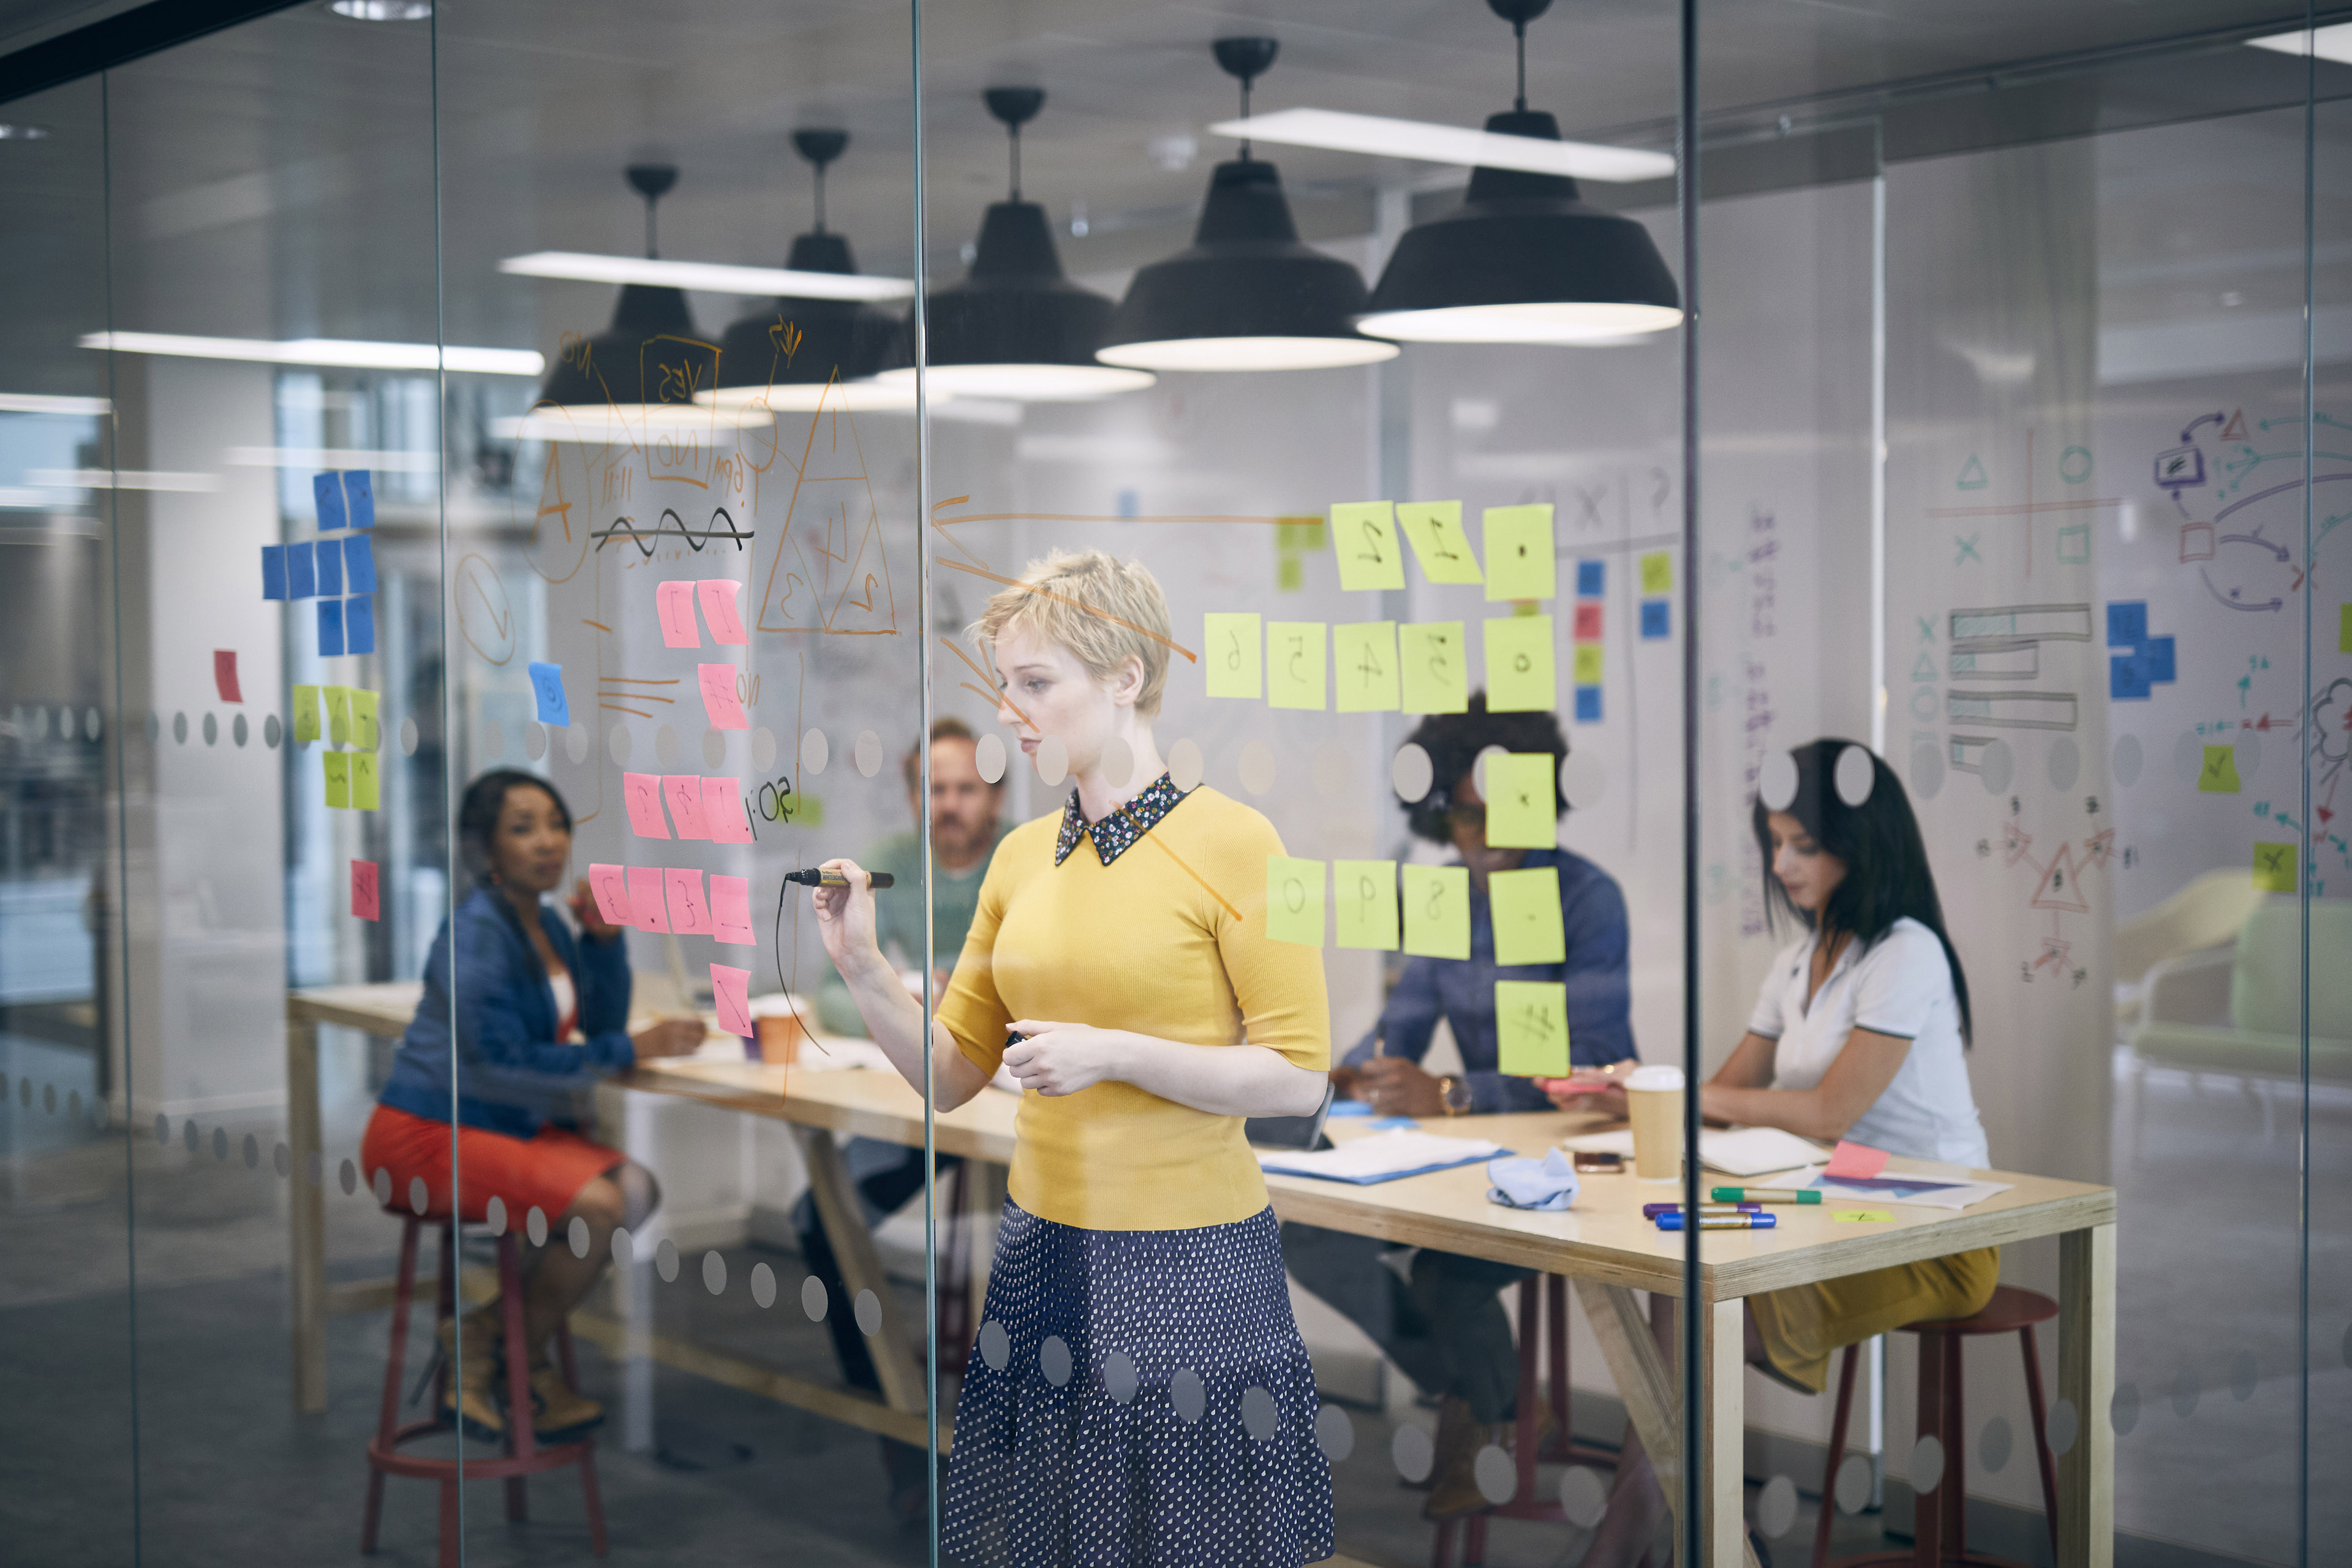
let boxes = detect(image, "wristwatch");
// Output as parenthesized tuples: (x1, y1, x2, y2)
(1437, 1075, 1473, 1116)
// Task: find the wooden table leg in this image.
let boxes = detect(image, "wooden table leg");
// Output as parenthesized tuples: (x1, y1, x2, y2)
(796, 1125, 927, 1414)
(286, 1013, 327, 1414)
(2057, 1222, 2116, 1568)
(1695, 1297, 1751, 1568)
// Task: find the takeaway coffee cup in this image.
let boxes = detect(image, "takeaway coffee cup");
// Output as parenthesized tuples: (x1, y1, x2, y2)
(1624, 1064, 1687, 1182)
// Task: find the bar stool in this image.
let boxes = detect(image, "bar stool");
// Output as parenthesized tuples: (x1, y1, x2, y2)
(361, 1208, 608, 1566)
(1815, 1285, 2061, 1568)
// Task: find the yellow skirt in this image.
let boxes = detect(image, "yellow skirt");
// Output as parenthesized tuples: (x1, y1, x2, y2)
(1748, 1247, 2001, 1393)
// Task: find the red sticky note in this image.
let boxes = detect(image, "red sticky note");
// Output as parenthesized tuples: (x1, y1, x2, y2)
(696, 578, 748, 645)
(665, 869, 714, 935)
(625, 865, 671, 933)
(621, 772, 671, 839)
(1572, 603, 1602, 642)
(662, 775, 710, 840)
(704, 775, 753, 844)
(710, 873, 754, 946)
(655, 581, 701, 649)
(586, 863, 631, 925)
(350, 859, 379, 921)
(214, 650, 243, 703)
(710, 962, 753, 1036)
(698, 663, 749, 729)
(1824, 1140, 1890, 1179)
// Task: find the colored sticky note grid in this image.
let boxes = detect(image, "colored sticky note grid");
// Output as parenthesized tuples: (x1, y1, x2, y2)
(314, 537, 343, 597)
(586, 864, 632, 925)
(350, 859, 380, 921)
(1572, 602, 1602, 641)
(213, 650, 242, 704)
(345, 598, 375, 656)
(1332, 502, 1406, 592)
(1396, 500, 1482, 585)
(1572, 644, 1605, 684)
(1265, 856, 1325, 947)
(287, 542, 317, 600)
(528, 662, 571, 728)
(1488, 865, 1566, 967)
(622, 772, 671, 839)
(1401, 864, 1471, 960)
(1333, 860, 1399, 951)
(698, 579, 750, 644)
(1266, 622, 1327, 711)
(1483, 615, 1556, 713)
(322, 752, 350, 809)
(657, 581, 702, 648)
(262, 545, 287, 601)
(1482, 505, 1556, 602)
(1823, 1140, 1890, 1179)
(1334, 621, 1400, 712)
(698, 664, 749, 729)
(710, 963, 754, 1037)
(704, 777, 754, 845)
(1494, 981, 1570, 1077)
(1483, 753, 1556, 849)
(1204, 612, 1263, 699)
(626, 866, 671, 933)
(345, 472, 375, 530)
(317, 598, 344, 657)
(291, 685, 320, 745)
(663, 775, 710, 839)
(1640, 600, 1671, 639)
(2198, 745, 2241, 793)
(350, 689, 379, 751)
(352, 752, 380, 811)
(1574, 686, 1603, 723)
(665, 869, 714, 936)
(1575, 560, 1604, 598)
(1638, 550, 1673, 597)
(2252, 841, 2296, 893)
(2106, 601, 2147, 647)
(312, 473, 347, 531)
(1400, 622, 1469, 714)
(343, 535, 378, 594)
(323, 686, 352, 745)
(710, 874, 755, 945)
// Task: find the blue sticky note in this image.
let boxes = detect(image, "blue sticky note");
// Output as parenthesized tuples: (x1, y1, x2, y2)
(1574, 684, 1603, 723)
(2106, 600, 2147, 649)
(527, 661, 570, 727)
(343, 535, 378, 594)
(262, 545, 287, 601)
(1640, 598, 1671, 639)
(2146, 635, 2174, 684)
(313, 536, 343, 597)
(287, 540, 317, 600)
(317, 597, 345, 657)
(1576, 560, 1605, 598)
(312, 472, 347, 531)
(345, 471, 375, 530)
(2109, 652, 2152, 701)
(345, 597, 375, 656)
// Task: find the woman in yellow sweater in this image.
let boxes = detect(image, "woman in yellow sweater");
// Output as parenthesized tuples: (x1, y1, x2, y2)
(810, 548, 1336, 1568)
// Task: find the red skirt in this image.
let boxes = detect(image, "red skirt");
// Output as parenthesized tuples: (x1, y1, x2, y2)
(360, 1102, 624, 1225)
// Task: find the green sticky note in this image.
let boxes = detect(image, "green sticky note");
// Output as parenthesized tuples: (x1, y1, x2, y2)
(1494, 981, 1570, 1077)
(1489, 865, 1566, 967)
(1267, 622, 1328, 710)
(1332, 502, 1406, 592)
(290, 685, 321, 745)
(1401, 864, 1471, 960)
(352, 750, 380, 812)
(2252, 840, 2297, 893)
(1400, 621, 1469, 714)
(1483, 753, 1556, 849)
(1572, 644, 1605, 684)
(1483, 505, 1556, 602)
(1483, 615, 1556, 713)
(1334, 621, 1401, 712)
(1397, 500, 1483, 585)
(1334, 860, 1400, 951)
(322, 750, 350, 809)
(323, 685, 351, 746)
(2198, 744, 2241, 793)
(2340, 603, 2351, 654)
(1265, 856, 1327, 947)
(1833, 1210, 1894, 1223)
(1204, 612, 1263, 699)
(1639, 550, 1674, 596)
(350, 688, 379, 752)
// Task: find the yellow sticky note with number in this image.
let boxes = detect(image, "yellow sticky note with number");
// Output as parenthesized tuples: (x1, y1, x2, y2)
(1494, 981, 1570, 1077)
(2198, 744, 2241, 793)
(323, 685, 351, 746)
(322, 750, 350, 809)
(1488, 865, 1566, 967)
(1397, 500, 1483, 584)
(2252, 841, 2297, 892)
(1267, 622, 1328, 710)
(1401, 864, 1471, 960)
(1483, 505, 1556, 602)
(1204, 612, 1263, 698)
(1484, 615, 1556, 712)
(352, 750, 380, 811)
(1573, 644, 1605, 684)
(1333, 860, 1400, 950)
(1332, 502, 1406, 592)
(350, 689, 380, 752)
(290, 685, 321, 745)
(1483, 753, 1556, 849)
(1265, 856, 1326, 947)
(1400, 622, 1469, 714)
(1639, 550, 1674, 596)
(1334, 622, 1400, 712)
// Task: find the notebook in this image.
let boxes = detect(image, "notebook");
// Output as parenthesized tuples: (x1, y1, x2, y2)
(1557, 1125, 1829, 1178)
(1257, 1129, 1507, 1185)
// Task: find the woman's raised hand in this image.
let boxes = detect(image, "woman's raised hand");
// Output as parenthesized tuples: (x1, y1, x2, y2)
(807, 858, 883, 970)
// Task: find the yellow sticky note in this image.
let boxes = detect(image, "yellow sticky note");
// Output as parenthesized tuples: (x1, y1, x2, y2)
(1483, 753, 1556, 849)
(352, 750, 380, 812)
(1484, 615, 1556, 713)
(1483, 505, 1556, 602)
(1572, 644, 1605, 684)
(1332, 502, 1406, 593)
(1401, 864, 1471, 960)
(1397, 500, 1483, 585)
(322, 685, 351, 746)
(1400, 622, 1469, 714)
(322, 750, 350, 809)
(290, 685, 321, 745)
(1639, 550, 1674, 597)
(1265, 856, 1327, 947)
(1833, 1210, 1894, 1223)
(1494, 981, 1570, 1077)
(1488, 865, 1566, 967)
(2252, 841, 2297, 893)
(1204, 612, 1263, 699)
(350, 689, 379, 752)
(1334, 621, 1401, 712)
(2198, 744, 2241, 793)
(1333, 860, 1400, 951)
(1267, 622, 1328, 710)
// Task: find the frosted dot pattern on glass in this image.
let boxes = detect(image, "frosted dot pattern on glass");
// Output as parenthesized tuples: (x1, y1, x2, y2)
(611, 1224, 631, 1266)
(2113, 1381, 2140, 1434)
(2046, 735, 2080, 790)
(703, 1250, 727, 1295)
(525, 721, 546, 761)
(1392, 1425, 1434, 1483)
(652, 722, 676, 765)
(1390, 741, 1433, 804)
(1977, 737, 2013, 794)
(567, 723, 590, 764)
(855, 1287, 883, 1336)
(854, 728, 883, 777)
(1758, 750, 1798, 811)
(484, 718, 505, 758)
(2169, 1359, 2199, 1418)
(203, 712, 217, 745)
(1833, 1452, 1873, 1514)
(2112, 731, 2142, 786)
(1978, 1414, 2013, 1474)
(1238, 740, 1276, 796)
(1034, 734, 1068, 786)
(703, 726, 726, 769)
(976, 731, 1008, 784)
(526, 1205, 548, 1246)
(656, 1238, 680, 1283)
(1103, 1348, 1139, 1403)
(752, 725, 777, 773)
(242, 1133, 258, 1169)
(802, 1274, 829, 1322)
(1040, 1334, 1072, 1387)
(341, 1158, 359, 1196)
(2231, 1349, 2258, 1401)
(232, 713, 247, 747)
(2048, 1398, 2079, 1457)
(1240, 1385, 1280, 1441)
(1559, 1465, 1607, 1528)
(409, 1176, 429, 1215)
(801, 726, 829, 776)
(978, 1317, 1009, 1371)
(1910, 1434, 1944, 1494)
(1560, 748, 1606, 810)
(1834, 744, 1874, 806)
(1167, 736, 1203, 791)
(608, 723, 631, 766)
(486, 1195, 507, 1235)
(1099, 735, 1134, 790)
(1313, 1404, 1352, 1462)
(1756, 1473, 1798, 1538)
(568, 1215, 590, 1258)
(751, 1261, 777, 1308)
(1472, 1444, 1515, 1504)
(212, 1127, 228, 1160)
(372, 1166, 392, 1205)
(1310, 740, 1351, 800)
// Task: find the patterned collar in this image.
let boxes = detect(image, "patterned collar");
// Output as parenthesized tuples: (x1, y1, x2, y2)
(1055, 772, 1186, 867)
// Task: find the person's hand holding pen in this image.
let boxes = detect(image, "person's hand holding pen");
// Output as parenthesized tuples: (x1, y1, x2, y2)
(805, 857, 884, 974)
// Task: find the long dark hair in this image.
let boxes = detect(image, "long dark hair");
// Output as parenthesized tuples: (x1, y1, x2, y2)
(456, 769, 573, 891)
(1752, 739, 1972, 1043)
(1396, 693, 1569, 843)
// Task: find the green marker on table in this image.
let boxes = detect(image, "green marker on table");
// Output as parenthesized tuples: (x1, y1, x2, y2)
(1711, 1186, 1822, 1205)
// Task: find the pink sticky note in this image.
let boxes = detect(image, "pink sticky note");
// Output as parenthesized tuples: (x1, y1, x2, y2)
(698, 663, 748, 729)
(655, 581, 701, 649)
(586, 863, 632, 925)
(214, 650, 243, 704)
(350, 859, 379, 921)
(1824, 1140, 1890, 1179)
(621, 772, 671, 839)
(710, 873, 755, 946)
(710, 962, 753, 1037)
(696, 578, 748, 645)
(704, 775, 753, 844)
(625, 865, 671, 933)
(662, 775, 710, 840)
(665, 868, 714, 936)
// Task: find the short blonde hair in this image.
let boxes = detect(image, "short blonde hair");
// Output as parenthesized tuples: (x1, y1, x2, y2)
(973, 548, 1172, 718)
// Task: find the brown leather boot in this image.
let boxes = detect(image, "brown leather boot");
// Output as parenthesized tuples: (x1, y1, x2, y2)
(438, 1304, 505, 1442)
(1422, 1396, 1496, 1518)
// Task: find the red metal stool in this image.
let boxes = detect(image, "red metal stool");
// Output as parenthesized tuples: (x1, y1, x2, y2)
(360, 1210, 608, 1566)
(1815, 1285, 2061, 1568)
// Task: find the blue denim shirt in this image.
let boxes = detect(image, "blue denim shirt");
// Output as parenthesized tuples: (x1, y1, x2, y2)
(1342, 848, 1636, 1112)
(377, 884, 635, 1138)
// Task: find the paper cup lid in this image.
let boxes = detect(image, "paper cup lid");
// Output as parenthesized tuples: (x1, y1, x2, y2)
(1624, 1064, 1686, 1092)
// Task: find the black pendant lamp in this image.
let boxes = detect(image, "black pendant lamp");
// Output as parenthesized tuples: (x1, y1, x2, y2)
(880, 88, 1152, 402)
(533, 164, 722, 411)
(1098, 39, 1396, 374)
(1359, 0, 1681, 345)
(707, 130, 911, 412)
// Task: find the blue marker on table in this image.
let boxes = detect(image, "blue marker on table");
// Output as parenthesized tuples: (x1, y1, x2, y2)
(1656, 1212, 1776, 1231)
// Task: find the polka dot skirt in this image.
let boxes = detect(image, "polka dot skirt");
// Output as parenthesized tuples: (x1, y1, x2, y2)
(941, 1200, 1335, 1568)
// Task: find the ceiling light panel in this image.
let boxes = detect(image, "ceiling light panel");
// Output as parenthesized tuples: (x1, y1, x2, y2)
(500, 252, 914, 301)
(2244, 23, 2352, 67)
(81, 332, 541, 376)
(1208, 108, 1674, 183)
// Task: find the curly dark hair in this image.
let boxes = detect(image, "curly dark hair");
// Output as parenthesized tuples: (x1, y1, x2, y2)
(1396, 693, 1569, 843)
(456, 769, 572, 887)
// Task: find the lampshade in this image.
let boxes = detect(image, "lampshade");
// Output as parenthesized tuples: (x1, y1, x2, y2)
(534, 165, 721, 412)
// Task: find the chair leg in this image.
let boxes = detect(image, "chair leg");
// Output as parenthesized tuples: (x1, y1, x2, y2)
(1465, 1510, 1488, 1567)
(2019, 1327, 2060, 1555)
(1428, 1516, 1455, 1568)
(361, 1469, 387, 1555)
(1943, 1332, 1966, 1562)
(498, 1237, 537, 1460)
(1512, 1275, 1540, 1502)
(579, 1441, 609, 1556)
(1545, 1275, 1570, 1460)
(437, 1477, 461, 1568)
(377, 1219, 421, 1446)
(1812, 1344, 1860, 1568)
(1911, 1332, 1954, 1568)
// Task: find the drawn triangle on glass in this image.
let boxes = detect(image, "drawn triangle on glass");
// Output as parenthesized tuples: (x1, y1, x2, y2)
(2030, 845, 2090, 913)
(824, 496, 900, 635)
(2220, 408, 2248, 442)
(1911, 650, 1938, 682)
(2002, 820, 2034, 869)
(1956, 454, 1989, 491)
(2080, 828, 2116, 870)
